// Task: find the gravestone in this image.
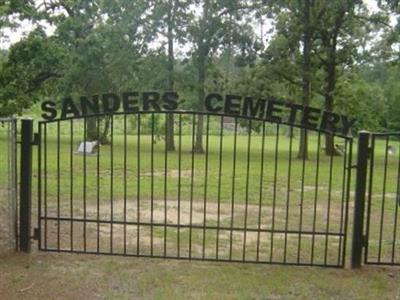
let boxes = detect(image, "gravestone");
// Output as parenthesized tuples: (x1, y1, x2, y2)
(76, 141, 98, 155)
(388, 145, 396, 155)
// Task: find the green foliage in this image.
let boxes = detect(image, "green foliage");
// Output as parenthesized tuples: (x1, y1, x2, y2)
(354, 63, 400, 131)
(335, 72, 386, 131)
(0, 0, 399, 133)
(0, 29, 65, 115)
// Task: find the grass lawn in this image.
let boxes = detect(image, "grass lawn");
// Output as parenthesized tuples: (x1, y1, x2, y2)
(0, 251, 399, 299)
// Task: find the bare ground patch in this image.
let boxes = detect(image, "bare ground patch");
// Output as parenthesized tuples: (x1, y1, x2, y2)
(41, 198, 347, 264)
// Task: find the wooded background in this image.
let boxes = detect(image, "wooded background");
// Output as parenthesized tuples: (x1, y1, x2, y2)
(0, 0, 399, 157)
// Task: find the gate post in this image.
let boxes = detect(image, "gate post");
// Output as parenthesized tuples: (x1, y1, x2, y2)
(351, 131, 370, 268)
(19, 119, 34, 252)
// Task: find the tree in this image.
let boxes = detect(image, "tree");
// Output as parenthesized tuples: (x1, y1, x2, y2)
(297, 0, 315, 159)
(0, 0, 153, 141)
(361, 63, 400, 131)
(376, 0, 400, 63)
(260, 0, 387, 157)
(317, 0, 358, 155)
(188, 0, 260, 153)
(151, 0, 192, 151)
(335, 70, 386, 131)
(252, 0, 327, 158)
(315, 0, 388, 155)
(0, 29, 64, 116)
(258, 0, 324, 159)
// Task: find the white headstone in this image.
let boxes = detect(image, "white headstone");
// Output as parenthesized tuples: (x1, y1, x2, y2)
(76, 141, 98, 154)
(388, 145, 396, 155)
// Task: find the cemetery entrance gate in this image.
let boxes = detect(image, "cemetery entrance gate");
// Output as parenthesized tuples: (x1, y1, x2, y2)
(32, 110, 353, 268)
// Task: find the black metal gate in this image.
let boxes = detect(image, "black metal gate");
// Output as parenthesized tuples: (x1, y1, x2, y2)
(36, 111, 353, 267)
(364, 133, 400, 266)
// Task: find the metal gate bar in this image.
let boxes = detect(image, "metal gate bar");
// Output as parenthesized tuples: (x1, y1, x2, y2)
(37, 111, 353, 267)
(365, 132, 400, 265)
(0, 118, 17, 251)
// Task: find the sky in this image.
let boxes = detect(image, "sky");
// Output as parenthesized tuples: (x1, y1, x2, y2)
(0, 0, 389, 50)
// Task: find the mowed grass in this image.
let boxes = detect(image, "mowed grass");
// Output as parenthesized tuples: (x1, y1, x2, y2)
(40, 132, 347, 204)
(39, 122, 355, 212)
(0, 252, 399, 299)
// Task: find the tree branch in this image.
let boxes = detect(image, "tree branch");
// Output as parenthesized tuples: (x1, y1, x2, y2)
(25, 71, 62, 94)
(217, 3, 262, 19)
(354, 14, 391, 28)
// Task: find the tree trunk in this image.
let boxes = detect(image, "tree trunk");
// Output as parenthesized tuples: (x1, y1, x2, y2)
(86, 116, 110, 144)
(287, 87, 296, 138)
(85, 88, 110, 144)
(100, 116, 111, 145)
(194, 115, 204, 153)
(194, 51, 206, 153)
(193, 0, 209, 154)
(166, 114, 175, 150)
(166, 1, 175, 151)
(194, 57, 205, 153)
(298, 0, 312, 160)
(86, 117, 98, 141)
(324, 62, 336, 156)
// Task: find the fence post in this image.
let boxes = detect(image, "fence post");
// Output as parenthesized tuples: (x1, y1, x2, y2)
(19, 119, 33, 252)
(351, 131, 370, 268)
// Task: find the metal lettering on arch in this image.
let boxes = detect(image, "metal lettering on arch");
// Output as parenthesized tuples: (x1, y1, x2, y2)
(36, 92, 354, 267)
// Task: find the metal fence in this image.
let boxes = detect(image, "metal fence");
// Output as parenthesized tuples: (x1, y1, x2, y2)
(364, 133, 400, 266)
(10, 113, 400, 269)
(0, 118, 17, 252)
(36, 112, 353, 267)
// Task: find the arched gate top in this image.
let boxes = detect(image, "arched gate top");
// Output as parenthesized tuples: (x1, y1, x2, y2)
(39, 91, 355, 139)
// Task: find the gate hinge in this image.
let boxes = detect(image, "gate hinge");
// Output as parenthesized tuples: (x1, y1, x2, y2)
(367, 147, 373, 159)
(32, 228, 40, 240)
(32, 133, 40, 146)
